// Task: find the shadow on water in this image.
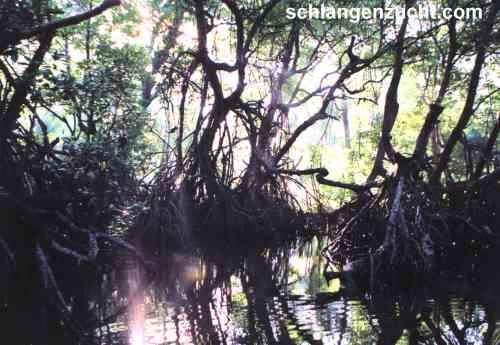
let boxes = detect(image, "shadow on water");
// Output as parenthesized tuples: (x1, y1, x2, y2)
(86, 237, 500, 345)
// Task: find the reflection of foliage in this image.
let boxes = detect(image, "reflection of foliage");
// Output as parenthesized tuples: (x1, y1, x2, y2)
(91, 239, 500, 345)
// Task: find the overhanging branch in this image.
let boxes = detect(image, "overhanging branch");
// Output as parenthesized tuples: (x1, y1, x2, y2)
(3, 0, 121, 49)
(277, 167, 379, 193)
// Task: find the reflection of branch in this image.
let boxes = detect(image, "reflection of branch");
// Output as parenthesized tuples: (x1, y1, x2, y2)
(421, 315, 447, 345)
(277, 293, 324, 345)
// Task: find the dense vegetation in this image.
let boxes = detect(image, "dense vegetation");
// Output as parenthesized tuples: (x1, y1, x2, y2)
(0, 0, 498, 343)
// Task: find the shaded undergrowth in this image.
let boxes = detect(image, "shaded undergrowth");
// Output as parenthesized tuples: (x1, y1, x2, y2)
(322, 176, 500, 290)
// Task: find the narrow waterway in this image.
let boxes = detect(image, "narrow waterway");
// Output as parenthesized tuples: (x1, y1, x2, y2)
(92, 237, 500, 345)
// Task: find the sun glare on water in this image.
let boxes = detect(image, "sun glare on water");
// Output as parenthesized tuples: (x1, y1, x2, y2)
(130, 331, 144, 345)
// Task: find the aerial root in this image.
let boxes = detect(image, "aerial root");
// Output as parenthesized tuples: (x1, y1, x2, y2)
(323, 175, 499, 290)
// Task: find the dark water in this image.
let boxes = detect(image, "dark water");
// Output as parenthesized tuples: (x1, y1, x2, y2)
(94, 238, 500, 345)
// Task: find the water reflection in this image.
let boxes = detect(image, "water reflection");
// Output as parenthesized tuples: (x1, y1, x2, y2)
(95, 238, 500, 345)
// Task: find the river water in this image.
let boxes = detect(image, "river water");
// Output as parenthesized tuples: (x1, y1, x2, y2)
(93, 237, 500, 345)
